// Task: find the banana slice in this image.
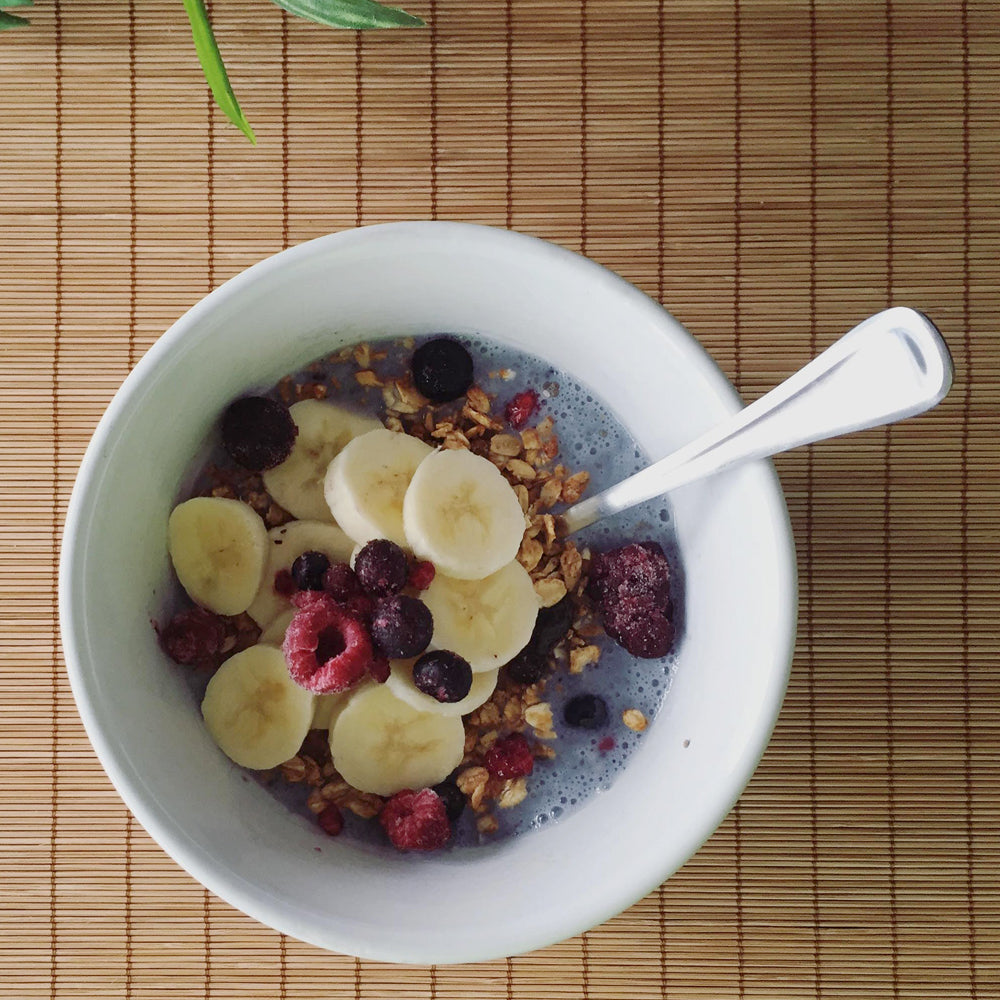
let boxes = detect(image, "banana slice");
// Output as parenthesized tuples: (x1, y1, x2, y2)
(258, 609, 295, 646)
(403, 447, 525, 580)
(262, 399, 381, 522)
(201, 644, 315, 770)
(386, 658, 499, 717)
(324, 427, 433, 548)
(421, 560, 540, 673)
(312, 691, 350, 730)
(329, 683, 464, 796)
(167, 497, 268, 616)
(246, 519, 355, 628)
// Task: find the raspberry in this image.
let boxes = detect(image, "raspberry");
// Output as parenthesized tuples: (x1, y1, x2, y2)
(291, 550, 330, 591)
(411, 338, 474, 403)
(221, 396, 297, 471)
(273, 569, 297, 598)
(604, 594, 674, 659)
(379, 788, 451, 851)
(354, 539, 409, 598)
(485, 733, 534, 779)
(317, 803, 344, 836)
(412, 651, 473, 703)
(407, 560, 436, 591)
(158, 606, 226, 668)
(587, 541, 671, 607)
(504, 389, 539, 429)
(369, 655, 390, 683)
(370, 595, 433, 659)
(282, 592, 373, 694)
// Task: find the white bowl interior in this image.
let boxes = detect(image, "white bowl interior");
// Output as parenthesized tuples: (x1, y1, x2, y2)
(60, 222, 795, 964)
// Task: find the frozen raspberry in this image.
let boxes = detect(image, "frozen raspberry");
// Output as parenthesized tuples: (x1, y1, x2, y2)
(370, 595, 433, 659)
(282, 592, 373, 694)
(273, 569, 297, 598)
(431, 780, 466, 823)
(588, 541, 671, 607)
(354, 539, 409, 598)
(317, 803, 344, 837)
(291, 550, 330, 591)
(158, 606, 226, 668)
(411, 338, 474, 403)
(379, 788, 451, 851)
(221, 396, 297, 471)
(563, 693, 609, 730)
(369, 655, 390, 683)
(505, 389, 539, 429)
(485, 733, 534, 779)
(412, 651, 473, 703)
(603, 594, 674, 659)
(407, 559, 436, 591)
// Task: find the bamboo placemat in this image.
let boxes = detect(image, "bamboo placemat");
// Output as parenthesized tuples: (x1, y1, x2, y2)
(1, 0, 998, 996)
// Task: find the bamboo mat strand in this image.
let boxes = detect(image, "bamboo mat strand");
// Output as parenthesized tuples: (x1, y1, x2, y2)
(2, 0, 999, 997)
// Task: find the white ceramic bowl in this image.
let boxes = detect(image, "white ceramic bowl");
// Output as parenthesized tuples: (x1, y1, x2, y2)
(60, 222, 796, 964)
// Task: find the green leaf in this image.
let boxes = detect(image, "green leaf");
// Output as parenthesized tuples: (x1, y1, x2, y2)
(181, 0, 256, 144)
(3, 0, 35, 7)
(271, 0, 424, 31)
(0, 10, 30, 30)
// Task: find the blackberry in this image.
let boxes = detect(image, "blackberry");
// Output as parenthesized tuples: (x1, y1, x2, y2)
(354, 539, 409, 598)
(411, 338, 474, 403)
(291, 550, 330, 591)
(370, 595, 434, 659)
(563, 693, 609, 730)
(412, 651, 473, 704)
(221, 396, 297, 471)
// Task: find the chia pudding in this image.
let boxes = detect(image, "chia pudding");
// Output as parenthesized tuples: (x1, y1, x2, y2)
(158, 334, 682, 851)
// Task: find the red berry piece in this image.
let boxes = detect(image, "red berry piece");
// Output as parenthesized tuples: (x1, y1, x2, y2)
(317, 803, 344, 837)
(504, 389, 539, 429)
(587, 541, 671, 607)
(485, 733, 534, 779)
(354, 539, 409, 598)
(407, 560, 436, 592)
(369, 655, 391, 684)
(282, 592, 373, 694)
(411, 338, 474, 403)
(379, 788, 451, 851)
(158, 606, 226, 668)
(273, 569, 297, 598)
(221, 396, 297, 471)
(323, 562, 365, 602)
(370, 595, 434, 659)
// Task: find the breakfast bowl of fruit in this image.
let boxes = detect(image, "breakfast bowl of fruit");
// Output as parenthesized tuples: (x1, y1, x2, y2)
(59, 221, 797, 963)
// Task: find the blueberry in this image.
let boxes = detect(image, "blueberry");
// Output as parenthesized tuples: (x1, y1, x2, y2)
(432, 779, 466, 822)
(354, 539, 409, 598)
(221, 396, 297, 471)
(412, 651, 473, 703)
(291, 550, 330, 591)
(528, 595, 575, 655)
(563, 693, 609, 730)
(370, 595, 434, 658)
(411, 338, 474, 403)
(504, 648, 549, 686)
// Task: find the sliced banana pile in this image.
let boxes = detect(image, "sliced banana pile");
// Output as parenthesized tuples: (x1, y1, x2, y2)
(170, 390, 545, 798)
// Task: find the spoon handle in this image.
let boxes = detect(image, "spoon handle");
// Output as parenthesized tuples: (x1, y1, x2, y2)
(562, 307, 954, 534)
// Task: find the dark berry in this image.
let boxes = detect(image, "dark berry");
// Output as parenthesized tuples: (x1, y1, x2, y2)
(411, 338, 474, 403)
(528, 595, 575, 655)
(158, 606, 226, 668)
(614, 607, 675, 659)
(412, 651, 473, 703)
(370, 595, 433, 659)
(504, 648, 549, 686)
(291, 550, 330, 591)
(221, 395, 297, 471)
(563, 694, 609, 730)
(432, 780, 466, 823)
(380, 788, 451, 851)
(485, 733, 534, 779)
(587, 541, 671, 607)
(505, 389, 539, 429)
(354, 539, 409, 598)
(282, 591, 372, 693)
(323, 562, 365, 601)
(317, 803, 344, 837)
(369, 655, 391, 683)
(407, 559, 436, 591)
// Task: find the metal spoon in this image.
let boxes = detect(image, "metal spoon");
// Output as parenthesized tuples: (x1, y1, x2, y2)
(562, 307, 954, 534)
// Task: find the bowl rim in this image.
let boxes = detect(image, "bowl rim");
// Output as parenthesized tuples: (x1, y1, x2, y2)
(59, 220, 797, 963)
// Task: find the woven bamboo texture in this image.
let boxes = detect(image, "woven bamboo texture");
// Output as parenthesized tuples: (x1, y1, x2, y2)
(1, 0, 998, 996)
